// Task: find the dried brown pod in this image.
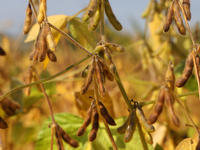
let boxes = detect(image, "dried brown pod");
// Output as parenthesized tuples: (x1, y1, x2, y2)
(89, 106, 99, 142)
(117, 115, 131, 134)
(55, 125, 65, 150)
(24, 65, 33, 96)
(0, 46, 6, 56)
(165, 61, 175, 91)
(45, 22, 57, 52)
(148, 85, 165, 124)
(99, 101, 116, 125)
(57, 125, 79, 148)
(105, 43, 126, 53)
(165, 88, 180, 127)
(95, 57, 105, 97)
(47, 50, 57, 62)
(0, 97, 21, 116)
(176, 51, 194, 87)
(183, 0, 191, 21)
(23, 3, 32, 34)
(136, 104, 155, 132)
(81, 59, 95, 95)
(124, 112, 136, 143)
(0, 117, 8, 129)
(173, 0, 186, 35)
(163, 5, 173, 33)
(77, 106, 92, 136)
(104, 0, 122, 31)
(81, 65, 90, 78)
(98, 57, 114, 81)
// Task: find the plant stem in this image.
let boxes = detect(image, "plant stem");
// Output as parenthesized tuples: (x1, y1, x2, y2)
(136, 121, 148, 150)
(93, 74, 118, 150)
(114, 69, 133, 112)
(33, 66, 55, 123)
(69, 8, 87, 20)
(100, 0, 106, 41)
(170, 90, 200, 135)
(29, 0, 37, 16)
(0, 55, 90, 101)
(178, 1, 195, 45)
(49, 23, 93, 56)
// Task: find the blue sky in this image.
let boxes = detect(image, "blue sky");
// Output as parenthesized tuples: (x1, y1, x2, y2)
(0, 0, 200, 35)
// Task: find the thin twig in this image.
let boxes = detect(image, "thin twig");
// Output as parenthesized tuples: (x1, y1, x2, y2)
(49, 23, 93, 56)
(50, 123, 56, 150)
(100, 0, 106, 41)
(29, 0, 38, 17)
(33, 66, 55, 123)
(178, 0, 195, 45)
(93, 74, 118, 150)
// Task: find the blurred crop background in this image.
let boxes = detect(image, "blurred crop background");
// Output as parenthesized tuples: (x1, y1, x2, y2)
(1, 0, 200, 150)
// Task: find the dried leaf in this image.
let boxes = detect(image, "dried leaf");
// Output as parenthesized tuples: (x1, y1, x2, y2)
(24, 15, 69, 43)
(175, 138, 197, 150)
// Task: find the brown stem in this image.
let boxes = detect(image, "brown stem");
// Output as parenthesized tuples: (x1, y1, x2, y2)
(93, 74, 118, 150)
(32, 66, 55, 123)
(178, 0, 195, 45)
(100, 0, 106, 41)
(49, 23, 93, 56)
(50, 123, 56, 150)
(29, 0, 38, 16)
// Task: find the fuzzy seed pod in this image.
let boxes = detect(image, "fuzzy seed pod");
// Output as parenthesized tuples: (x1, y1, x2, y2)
(136, 105, 155, 132)
(109, 62, 116, 73)
(165, 88, 180, 127)
(117, 115, 131, 134)
(0, 117, 8, 129)
(89, 106, 99, 141)
(163, 5, 173, 33)
(55, 126, 65, 150)
(81, 65, 90, 78)
(23, 3, 32, 34)
(58, 125, 79, 148)
(87, 0, 100, 18)
(99, 101, 116, 125)
(165, 61, 175, 91)
(141, 126, 153, 145)
(0, 47, 6, 56)
(45, 23, 57, 52)
(148, 85, 165, 124)
(95, 45, 105, 53)
(103, 49, 113, 63)
(24, 65, 33, 96)
(95, 58, 105, 97)
(37, 26, 47, 62)
(0, 97, 21, 116)
(104, 0, 122, 31)
(173, 0, 186, 35)
(176, 52, 194, 87)
(183, 0, 191, 21)
(81, 59, 95, 95)
(105, 43, 126, 53)
(47, 50, 57, 62)
(124, 112, 136, 143)
(37, 0, 45, 23)
(88, 3, 101, 31)
(77, 106, 92, 136)
(98, 57, 114, 81)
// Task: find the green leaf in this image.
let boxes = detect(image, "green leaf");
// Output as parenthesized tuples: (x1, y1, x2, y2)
(36, 114, 154, 150)
(69, 17, 96, 51)
(10, 78, 24, 112)
(155, 143, 163, 150)
(35, 113, 89, 150)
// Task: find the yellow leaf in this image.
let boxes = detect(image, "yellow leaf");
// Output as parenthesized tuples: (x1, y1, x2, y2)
(74, 90, 115, 118)
(24, 14, 69, 43)
(175, 138, 197, 150)
(43, 55, 50, 70)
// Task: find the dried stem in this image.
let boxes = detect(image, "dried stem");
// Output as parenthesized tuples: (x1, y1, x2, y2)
(50, 123, 56, 150)
(32, 66, 55, 123)
(93, 74, 118, 150)
(100, 0, 106, 41)
(114, 70, 133, 112)
(136, 121, 149, 150)
(170, 90, 200, 136)
(49, 23, 93, 56)
(0, 55, 90, 101)
(178, 0, 195, 45)
(29, 0, 37, 16)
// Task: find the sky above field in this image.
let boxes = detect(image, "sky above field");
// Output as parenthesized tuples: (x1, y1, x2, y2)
(0, 0, 200, 36)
